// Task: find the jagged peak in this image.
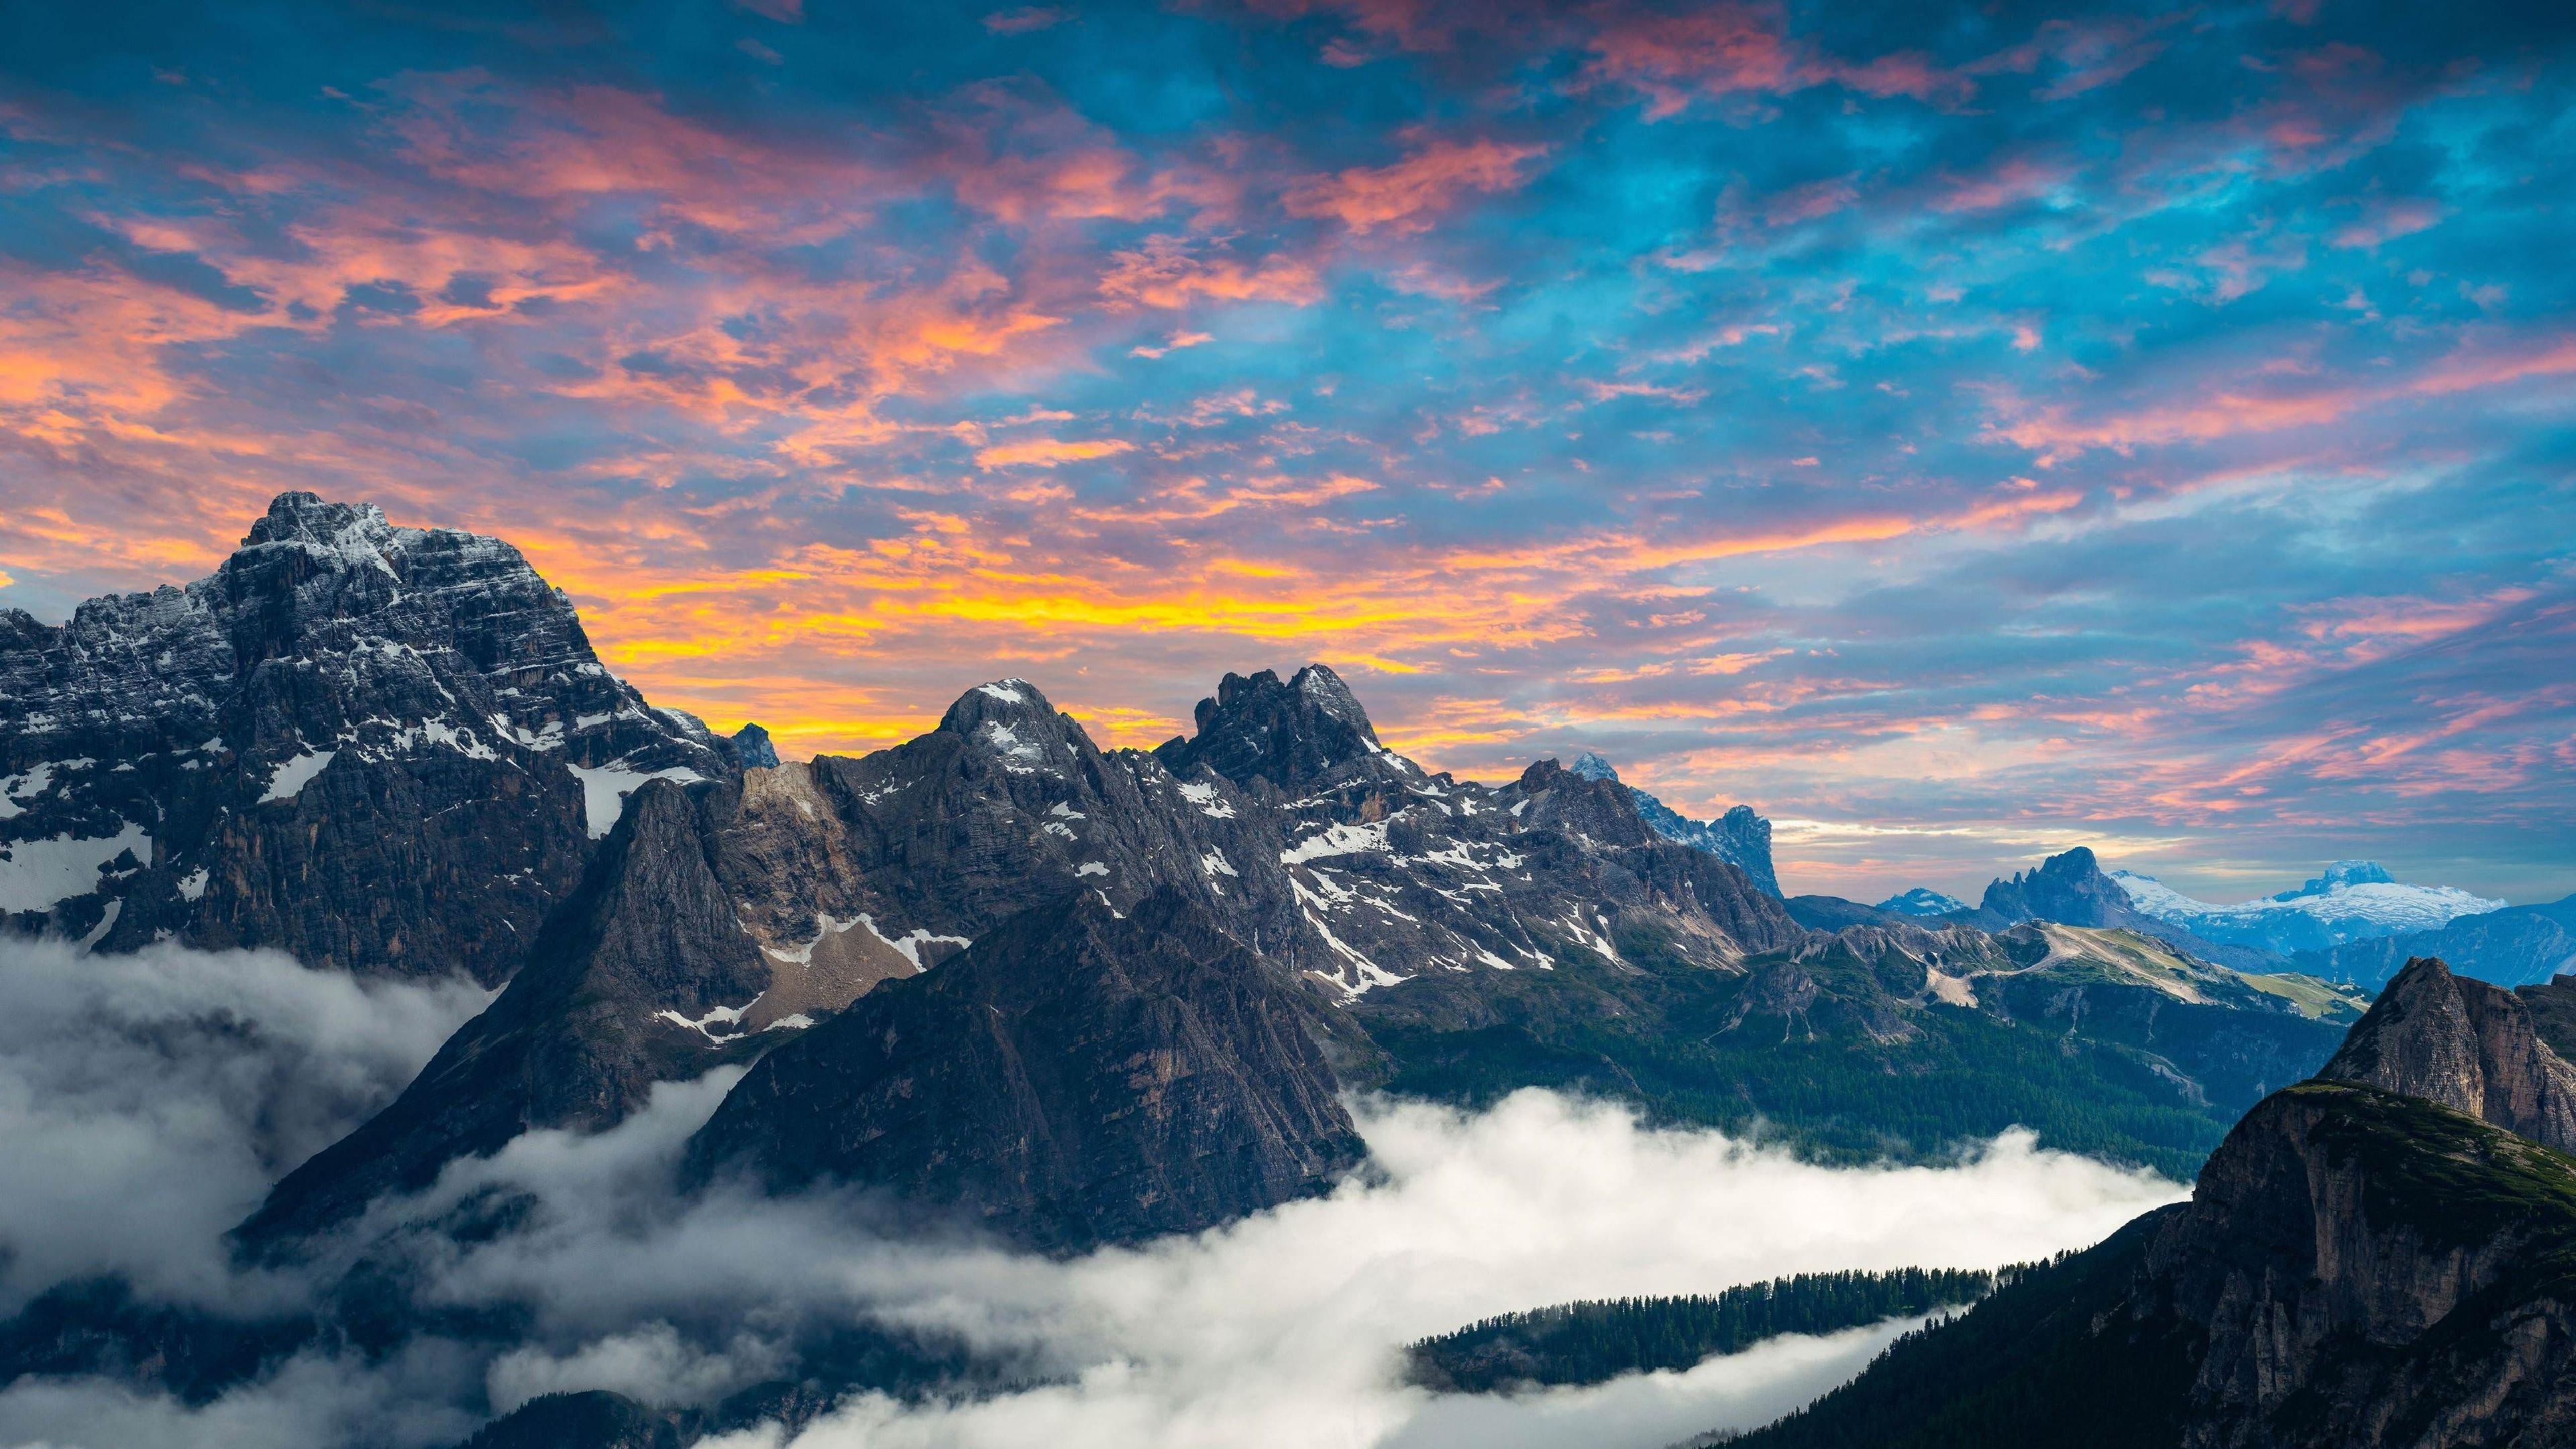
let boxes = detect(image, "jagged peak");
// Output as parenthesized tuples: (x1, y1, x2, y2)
(1567, 750, 1620, 783)
(728, 721, 781, 769)
(1156, 662, 1388, 793)
(2318, 955, 2576, 1153)
(241, 491, 403, 552)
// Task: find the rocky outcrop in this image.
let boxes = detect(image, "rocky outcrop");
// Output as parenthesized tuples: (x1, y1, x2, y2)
(1732, 974, 2576, 1449)
(0, 491, 729, 986)
(684, 887, 1365, 1252)
(1152, 663, 1384, 797)
(1977, 847, 2156, 931)
(2148, 1080, 2576, 1448)
(2320, 955, 2576, 1153)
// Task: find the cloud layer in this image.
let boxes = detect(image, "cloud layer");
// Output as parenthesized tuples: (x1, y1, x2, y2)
(0, 937, 489, 1311)
(0, 943, 2182, 1449)
(2, 2, 2571, 902)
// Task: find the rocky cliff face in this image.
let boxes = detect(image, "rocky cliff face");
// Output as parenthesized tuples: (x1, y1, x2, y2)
(2151, 1080, 2576, 1448)
(2320, 955, 2576, 1154)
(684, 887, 1364, 1252)
(0, 491, 730, 986)
(1733, 957, 2576, 1449)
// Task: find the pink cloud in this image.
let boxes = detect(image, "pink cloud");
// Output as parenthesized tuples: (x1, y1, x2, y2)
(984, 6, 1073, 34)
(1280, 135, 1546, 236)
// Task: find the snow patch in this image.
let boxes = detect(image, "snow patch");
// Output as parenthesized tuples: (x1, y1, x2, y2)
(1200, 847, 1238, 878)
(858, 914, 972, 970)
(568, 762, 707, 838)
(0, 821, 152, 913)
(1176, 781, 1236, 819)
(176, 867, 210, 902)
(257, 750, 337, 804)
(978, 680, 1029, 704)
(1281, 820, 1390, 865)
(1075, 861, 1109, 878)
(657, 996, 761, 1042)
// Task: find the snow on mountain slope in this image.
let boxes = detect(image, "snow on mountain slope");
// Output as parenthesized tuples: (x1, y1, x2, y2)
(1877, 888, 1968, 918)
(2111, 861, 2506, 956)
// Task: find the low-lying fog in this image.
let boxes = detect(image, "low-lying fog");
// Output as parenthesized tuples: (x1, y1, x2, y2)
(0, 940, 2185, 1448)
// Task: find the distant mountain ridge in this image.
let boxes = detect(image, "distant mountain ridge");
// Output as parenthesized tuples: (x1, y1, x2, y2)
(2112, 860, 2506, 958)
(1566, 751, 1780, 896)
(1877, 887, 1966, 917)
(2297, 894, 2576, 991)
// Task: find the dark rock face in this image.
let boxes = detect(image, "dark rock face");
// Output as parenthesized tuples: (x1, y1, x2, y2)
(1976, 847, 2148, 930)
(727, 722, 781, 770)
(236, 778, 777, 1250)
(685, 887, 1365, 1253)
(2149, 1082, 2576, 1448)
(1733, 978, 2576, 1449)
(2320, 955, 2576, 1153)
(0, 491, 729, 986)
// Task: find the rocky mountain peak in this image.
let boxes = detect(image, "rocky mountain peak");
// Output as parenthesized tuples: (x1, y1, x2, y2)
(936, 678, 1060, 733)
(2319, 955, 2576, 1152)
(1567, 750, 1620, 783)
(1514, 757, 1657, 848)
(2286, 858, 2397, 897)
(1978, 846, 2145, 931)
(727, 722, 781, 769)
(1153, 662, 1385, 795)
(240, 490, 400, 551)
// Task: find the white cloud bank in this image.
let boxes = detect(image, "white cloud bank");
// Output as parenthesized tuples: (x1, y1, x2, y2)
(0, 941, 2186, 1449)
(0, 937, 490, 1311)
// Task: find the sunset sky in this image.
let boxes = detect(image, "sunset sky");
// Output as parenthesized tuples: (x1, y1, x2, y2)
(2, 1, 2571, 904)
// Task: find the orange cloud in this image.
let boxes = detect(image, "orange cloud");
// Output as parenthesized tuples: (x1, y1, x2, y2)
(974, 437, 1138, 469)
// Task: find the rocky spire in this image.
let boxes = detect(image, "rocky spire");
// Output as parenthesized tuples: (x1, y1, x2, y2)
(2319, 955, 2576, 1152)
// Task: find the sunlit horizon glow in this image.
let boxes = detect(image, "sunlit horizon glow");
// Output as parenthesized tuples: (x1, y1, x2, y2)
(2, 2, 2571, 905)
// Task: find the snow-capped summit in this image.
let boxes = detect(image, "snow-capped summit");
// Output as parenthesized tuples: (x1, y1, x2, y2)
(1877, 887, 1968, 918)
(2279, 860, 2395, 899)
(2112, 863, 2506, 956)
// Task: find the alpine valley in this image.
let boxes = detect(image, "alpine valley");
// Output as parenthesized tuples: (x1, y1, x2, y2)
(1, 495, 2569, 1449)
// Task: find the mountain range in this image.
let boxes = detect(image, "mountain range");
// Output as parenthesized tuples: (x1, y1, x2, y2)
(2, 492, 2568, 1447)
(2112, 860, 2507, 957)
